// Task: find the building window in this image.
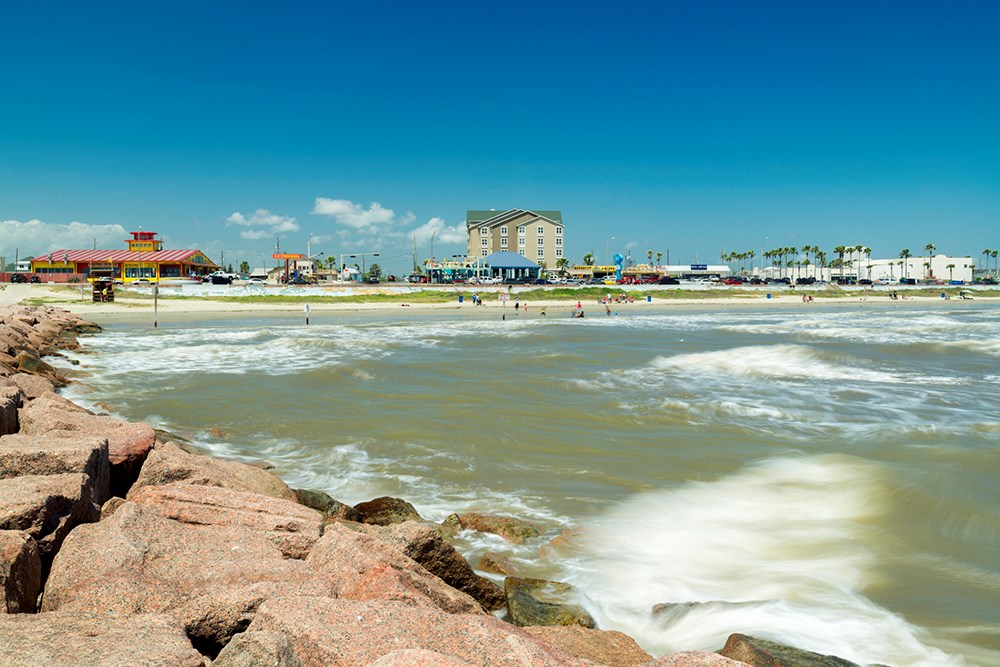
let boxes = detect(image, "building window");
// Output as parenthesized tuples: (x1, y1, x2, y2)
(519, 249, 525, 256)
(537, 226, 544, 235)
(555, 227, 562, 235)
(481, 227, 488, 236)
(518, 225, 525, 235)
(537, 237, 544, 246)
(501, 238, 508, 248)
(556, 248, 563, 257)
(555, 237, 562, 246)
(501, 226, 507, 236)
(537, 248, 544, 258)
(518, 237, 525, 247)
(481, 238, 488, 247)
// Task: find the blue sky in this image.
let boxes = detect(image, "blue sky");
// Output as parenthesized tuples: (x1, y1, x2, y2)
(2, 1, 997, 274)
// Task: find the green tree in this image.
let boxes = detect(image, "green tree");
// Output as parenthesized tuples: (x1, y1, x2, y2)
(647, 249, 654, 265)
(924, 243, 936, 278)
(863, 247, 871, 282)
(239, 261, 250, 275)
(946, 263, 955, 281)
(899, 248, 911, 279)
(993, 249, 999, 277)
(582, 252, 595, 266)
(555, 257, 569, 276)
(834, 246, 846, 281)
(367, 263, 382, 280)
(656, 251, 663, 266)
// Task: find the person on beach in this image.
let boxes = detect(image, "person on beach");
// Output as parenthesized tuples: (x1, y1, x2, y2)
(606, 303, 612, 316)
(540, 307, 546, 317)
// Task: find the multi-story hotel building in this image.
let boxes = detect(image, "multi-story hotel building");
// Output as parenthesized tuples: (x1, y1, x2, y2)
(466, 209, 564, 270)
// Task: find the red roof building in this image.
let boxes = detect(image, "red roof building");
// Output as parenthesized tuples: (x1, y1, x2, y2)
(30, 231, 219, 283)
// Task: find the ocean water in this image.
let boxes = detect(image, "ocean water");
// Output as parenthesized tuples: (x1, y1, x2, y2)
(56, 303, 1000, 666)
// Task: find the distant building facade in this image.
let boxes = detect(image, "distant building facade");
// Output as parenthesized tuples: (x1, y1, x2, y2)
(466, 209, 564, 271)
(30, 231, 218, 283)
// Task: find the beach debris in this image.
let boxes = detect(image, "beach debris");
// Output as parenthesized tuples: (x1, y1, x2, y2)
(504, 576, 597, 629)
(353, 495, 425, 526)
(719, 633, 861, 667)
(521, 626, 653, 666)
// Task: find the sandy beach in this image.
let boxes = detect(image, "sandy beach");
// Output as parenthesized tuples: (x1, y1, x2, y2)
(2, 282, 995, 325)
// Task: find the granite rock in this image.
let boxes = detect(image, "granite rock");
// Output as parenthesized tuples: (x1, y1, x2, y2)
(523, 626, 652, 666)
(0, 529, 41, 613)
(458, 512, 541, 544)
(719, 633, 860, 667)
(0, 431, 110, 505)
(212, 630, 304, 667)
(505, 576, 597, 628)
(354, 496, 424, 525)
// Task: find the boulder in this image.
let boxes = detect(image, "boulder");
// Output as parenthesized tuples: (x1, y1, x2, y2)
(2, 372, 55, 399)
(42, 501, 337, 657)
(306, 522, 482, 614)
(294, 488, 362, 522)
(0, 386, 20, 436)
(244, 596, 599, 666)
(479, 551, 521, 576)
(354, 496, 424, 525)
(0, 431, 111, 505)
(129, 483, 323, 559)
(719, 633, 860, 667)
(13, 350, 66, 385)
(0, 530, 41, 613)
(368, 649, 474, 666)
(505, 577, 597, 628)
(0, 473, 99, 569)
(458, 513, 541, 544)
(212, 630, 303, 667)
(363, 521, 506, 611)
(18, 396, 154, 497)
(647, 651, 751, 666)
(523, 626, 652, 666)
(0, 611, 205, 666)
(130, 440, 296, 502)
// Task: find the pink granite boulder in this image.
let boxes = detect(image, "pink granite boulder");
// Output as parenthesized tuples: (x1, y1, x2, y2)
(0, 472, 99, 569)
(244, 596, 600, 666)
(129, 482, 322, 559)
(211, 630, 303, 667)
(368, 649, 474, 666)
(306, 522, 482, 614)
(0, 386, 20, 436)
(646, 651, 751, 666)
(1, 372, 55, 399)
(130, 440, 296, 502)
(362, 520, 506, 611)
(42, 501, 337, 656)
(0, 431, 110, 505)
(0, 611, 205, 666)
(523, 626, 653, 666)
(18, 395, 154, 496)
(0, 529, 41, 613)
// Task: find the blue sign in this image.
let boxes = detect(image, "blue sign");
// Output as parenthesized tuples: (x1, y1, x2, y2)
(690, 264, 707, 270)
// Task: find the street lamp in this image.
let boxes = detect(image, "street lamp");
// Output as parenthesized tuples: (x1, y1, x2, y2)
(348, 252, 379, 280)
(606, 236, 615, 265)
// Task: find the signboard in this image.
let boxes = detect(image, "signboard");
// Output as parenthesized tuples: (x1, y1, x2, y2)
(272, 253, 304, 260)
(690, 264, 707, 270)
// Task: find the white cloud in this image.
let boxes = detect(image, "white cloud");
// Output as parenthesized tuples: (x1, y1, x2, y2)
(0, 219, 129, 256)
(312, 198, 415, 230)
(410, 217, 466, 245)
(226, 209, 299, 239)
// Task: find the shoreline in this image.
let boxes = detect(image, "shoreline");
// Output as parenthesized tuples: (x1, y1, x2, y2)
(3, 282, 996, 326)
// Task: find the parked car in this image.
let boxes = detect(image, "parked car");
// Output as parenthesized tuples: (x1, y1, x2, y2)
(385, 275, 397, 282)
(29, 275, 41, 284)
(9, 273, 28, 283)
(722, 278, 744, 285)
(657, 276, 680, 285)
(796, 277, 816, 285)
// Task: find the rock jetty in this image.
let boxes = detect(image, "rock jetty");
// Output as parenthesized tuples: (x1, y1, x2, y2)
(0, 304, 871, 666)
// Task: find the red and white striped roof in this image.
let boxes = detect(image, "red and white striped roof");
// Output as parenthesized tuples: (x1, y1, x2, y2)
(42, 249, 215, 264)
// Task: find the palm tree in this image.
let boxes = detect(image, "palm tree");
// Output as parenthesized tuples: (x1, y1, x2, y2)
(555, 257, 569, 277)
(982, 248, 991, 275)
(899, 248, 911, 279)
(656, 252, 663, 266)
(993, 250, 999, 278)
(834, 246, 846, 281)
(647, 250, 654, 266)
(946, 263, 955, 281)
(924, 243, 936, 278)
(863, 247, 872, 282)
(582, 252, 595, 267)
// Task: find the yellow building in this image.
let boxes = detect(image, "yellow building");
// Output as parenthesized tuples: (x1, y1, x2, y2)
(30, 231, 218, 283)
